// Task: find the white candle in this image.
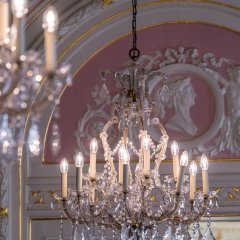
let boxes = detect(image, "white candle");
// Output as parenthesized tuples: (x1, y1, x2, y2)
(13, 16, 25, 59)
(119, 159, 123, 184)
(171, 141, 179, 181)
(189, 161, 197, 201)
(42, 6, 58, 74)
(176, 166, 185, 192)
(12, 0, 27, 59)
(122, 148, 130, 192)
(141, 131, 150, 177)
(176, 151, 189, 192)
(89, 138, 98, 180)
(200, 154, 209, 196)
(143, 146, 150, 177)
(0, 1, 9, 41)
(75, 152, 84, 193)
(60, 158, 68, 198)
(118, 145, 125, 184)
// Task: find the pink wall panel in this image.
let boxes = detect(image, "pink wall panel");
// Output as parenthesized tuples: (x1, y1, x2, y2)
(44, 23, 240, 163)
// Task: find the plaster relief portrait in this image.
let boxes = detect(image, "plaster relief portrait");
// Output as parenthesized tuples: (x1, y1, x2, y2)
(159, 77, 198, 136)
(206, 64, 240, 156)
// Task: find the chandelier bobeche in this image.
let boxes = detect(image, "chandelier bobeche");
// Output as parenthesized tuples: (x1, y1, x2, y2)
(52, 1, 218, 239)
(0, 0, 71, 156)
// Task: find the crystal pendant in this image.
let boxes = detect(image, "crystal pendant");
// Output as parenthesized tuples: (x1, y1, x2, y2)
(0, 114, 14, 154)
(51, 122, 61, 156)
(121, 224, 130, 240)
(191, 222, 203, 240)
(175, 224, 191, 240)
(152, 227, 162, 240)
(28, 120, 41, 156)
(163, 225, 172, 240)
(81, 231, 85, 240)
(73, 224, 82, 240)
(202, 226, 216, 240)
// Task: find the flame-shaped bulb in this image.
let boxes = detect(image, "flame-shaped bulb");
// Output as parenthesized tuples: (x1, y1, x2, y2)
(180, 151, 189, 166)
(12, 0, 28, 18)
(28, 122, 40, 156)
(118, 144, 125, 160)
(90, 138, 98, 154)
(171, 141, 179, 156)
(122, 148, 130, 164)
(189, 161, 197, 176)
(60, 158, 68, 173)
(200, 154, 209, 170)
(142, 135, 150, 150)
(42, 6, 59, 32)
(75, 152, 84, 167)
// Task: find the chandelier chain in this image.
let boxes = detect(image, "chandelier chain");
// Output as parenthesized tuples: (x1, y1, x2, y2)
(129, 0, 140, 61)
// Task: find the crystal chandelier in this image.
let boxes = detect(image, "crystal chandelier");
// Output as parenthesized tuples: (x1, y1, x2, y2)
(52, 1, 218, 239)
(0, 0, 71, 156)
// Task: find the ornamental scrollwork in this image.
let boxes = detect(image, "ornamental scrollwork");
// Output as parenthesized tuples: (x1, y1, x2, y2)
(75, 46, 240, 158)
(58, 0, 120, 39)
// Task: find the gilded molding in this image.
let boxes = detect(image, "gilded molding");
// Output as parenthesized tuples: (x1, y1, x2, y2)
(102, 0, 113, 7)
(28, 191, 58, 207)
(0, 208, 8, 217)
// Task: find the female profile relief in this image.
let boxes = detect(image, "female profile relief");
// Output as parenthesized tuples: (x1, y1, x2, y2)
(159, 77, 198, 136)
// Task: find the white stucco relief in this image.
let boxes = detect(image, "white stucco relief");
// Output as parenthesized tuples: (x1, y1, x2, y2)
(75, 47, 240, 158)
(58, 0, 120, 39)
(203, 64, 240, 156)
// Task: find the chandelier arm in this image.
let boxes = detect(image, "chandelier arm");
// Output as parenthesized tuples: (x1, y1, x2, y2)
(167, 193, 185, 217)
(87, 193, 109, 220)
(101, 117, 118, 133)
(106, 212, 122, 229)
(61, 199, 84, 224)
(145, 192, 181, 222)
(170, 194, 215, 227)
(155, 122, 168, 136)
(182, 196, 210, 225)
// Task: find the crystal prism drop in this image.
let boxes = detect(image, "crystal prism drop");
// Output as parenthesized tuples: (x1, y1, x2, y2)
(163, 226, 172, 240)
(121, 224, 129, 240)
(73, 225, 83, 240)
(51, 122, 61, 156)
(28, 121, 41, 156)
(152, 226, 162, 240)
(202, 227, 216, 240)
